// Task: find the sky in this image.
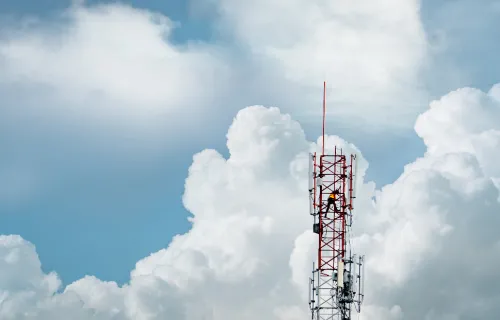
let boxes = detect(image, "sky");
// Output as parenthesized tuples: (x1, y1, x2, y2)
(0, 0, 219, 284)
(1, 0, 500, 319)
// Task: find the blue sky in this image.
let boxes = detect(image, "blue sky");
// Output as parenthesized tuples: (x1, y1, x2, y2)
(0, 0, 221, 285)
(0, 0, 498, 288)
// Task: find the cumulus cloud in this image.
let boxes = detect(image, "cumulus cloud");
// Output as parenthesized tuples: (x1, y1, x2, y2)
(356, 84, 500, 318)
(2, 82, 500, 318)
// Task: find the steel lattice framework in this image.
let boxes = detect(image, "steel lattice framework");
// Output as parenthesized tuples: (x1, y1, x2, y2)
(307, 82, 365, 320)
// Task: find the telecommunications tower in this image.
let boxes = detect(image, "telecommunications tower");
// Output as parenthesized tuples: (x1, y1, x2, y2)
(307, 82, 365, 320)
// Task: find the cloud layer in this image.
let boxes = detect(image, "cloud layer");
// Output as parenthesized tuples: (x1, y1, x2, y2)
(0, 0, 431, 137)
(0, 3, 229, 141)
(0, 4, 227, 106)
(2, 82, 500, 319)
(209, 0, 429, 125)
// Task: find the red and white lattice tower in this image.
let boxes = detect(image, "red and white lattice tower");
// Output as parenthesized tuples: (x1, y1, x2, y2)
(308, 82, 365, 320)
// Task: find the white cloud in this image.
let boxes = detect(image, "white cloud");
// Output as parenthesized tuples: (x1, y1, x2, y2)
(354, 84, 500, 318)
(0, 3, 229, 138)
(2, 82, 500, 318)
(0, 235, 61, 319)
(0, 4, 224, 107)
(415, 85, 500, 191)
(209, 0, 429, 126)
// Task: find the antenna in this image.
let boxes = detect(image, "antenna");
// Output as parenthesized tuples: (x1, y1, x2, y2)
(308, 82, 365, 320)
(322, 81, 326, 156)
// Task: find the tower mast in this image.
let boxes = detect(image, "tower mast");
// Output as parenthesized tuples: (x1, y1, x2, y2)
(308, 82, 365, 320)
